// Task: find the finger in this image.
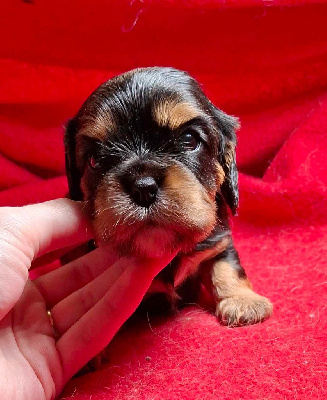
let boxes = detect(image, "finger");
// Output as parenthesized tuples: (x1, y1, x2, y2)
(30, 242, 88, 269)
(19, 198, 93, 259)
(35, 247, 119, 308)
(57, 252, 176, 381)
(50, 256, 130, 335)
(0, 199, 92, 266)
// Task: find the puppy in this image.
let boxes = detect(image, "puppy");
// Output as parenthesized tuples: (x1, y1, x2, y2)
(65, 67, 272, 327)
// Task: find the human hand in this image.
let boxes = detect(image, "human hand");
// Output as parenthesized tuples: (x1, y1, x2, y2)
(0, 199, 177, 400)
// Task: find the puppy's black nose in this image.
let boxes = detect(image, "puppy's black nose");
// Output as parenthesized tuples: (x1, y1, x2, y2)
(131, 176, 158, 207)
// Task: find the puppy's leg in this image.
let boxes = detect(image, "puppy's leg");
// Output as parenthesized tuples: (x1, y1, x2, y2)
(211, 242, 272, 326)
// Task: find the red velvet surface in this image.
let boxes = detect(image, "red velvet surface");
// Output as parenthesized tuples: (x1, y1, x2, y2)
(1, 1, 326, 399)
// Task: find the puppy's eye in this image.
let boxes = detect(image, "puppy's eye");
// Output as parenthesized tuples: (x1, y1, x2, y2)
(88, 154, 100, 169)
(180, 131, 201, 151)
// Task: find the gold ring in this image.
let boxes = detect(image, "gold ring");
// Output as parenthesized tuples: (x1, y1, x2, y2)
(47, 309, 58, 338)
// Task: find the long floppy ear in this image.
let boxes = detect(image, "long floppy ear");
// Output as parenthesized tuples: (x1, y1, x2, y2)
(211, 106, 240, 215)
(64, 118, 84, 200)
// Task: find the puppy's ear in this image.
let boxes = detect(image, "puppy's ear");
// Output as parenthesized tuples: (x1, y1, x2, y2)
(212, 106, 240, 215)
(64, 118, 83, 200)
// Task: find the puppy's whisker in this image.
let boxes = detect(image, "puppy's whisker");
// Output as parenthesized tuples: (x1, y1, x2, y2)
(81, 200, 90, 212)
(156, 138, 176, 153)
(94, 205, 115, 216)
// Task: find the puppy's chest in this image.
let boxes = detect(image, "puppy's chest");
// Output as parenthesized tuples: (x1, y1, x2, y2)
(145, 240, 229, 310)
(144, 256, 196, 311)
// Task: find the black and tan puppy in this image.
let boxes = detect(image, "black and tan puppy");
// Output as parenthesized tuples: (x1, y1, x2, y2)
(65, 67, 272, 327)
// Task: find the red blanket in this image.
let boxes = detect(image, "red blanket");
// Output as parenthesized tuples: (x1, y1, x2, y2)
(1, 1, 326, 399)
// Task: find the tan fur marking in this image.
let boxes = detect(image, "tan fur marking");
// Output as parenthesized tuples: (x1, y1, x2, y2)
(212, 261, 273, 326)
(78, 113, 115, 141)
(154, 101, 203, 129)
(75, 114, 115, 170)
(212, 261, 252, 297)
(164, 164, 217, 236)
(215, 163, 225, 186)
(93, 176, 128, 244)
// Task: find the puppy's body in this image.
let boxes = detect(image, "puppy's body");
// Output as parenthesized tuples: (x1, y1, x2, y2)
(65, 67, 272, 326)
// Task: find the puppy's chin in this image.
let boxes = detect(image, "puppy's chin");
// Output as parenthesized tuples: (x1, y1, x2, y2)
(133, 227, 178, 258)
(96, 221, 216, 259)
(96, 226, 179, 258)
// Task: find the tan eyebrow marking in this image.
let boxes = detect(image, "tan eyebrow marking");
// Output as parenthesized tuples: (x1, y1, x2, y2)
(153, 101, 203, 130)
(77, 113, 116, 142)
(75, 114, 115, 170)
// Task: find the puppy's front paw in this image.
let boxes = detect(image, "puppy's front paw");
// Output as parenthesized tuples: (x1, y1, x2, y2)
(216, 290, 272, 327)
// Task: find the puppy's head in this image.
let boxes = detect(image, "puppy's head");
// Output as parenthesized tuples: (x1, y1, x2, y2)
(65, 67, 239, 257)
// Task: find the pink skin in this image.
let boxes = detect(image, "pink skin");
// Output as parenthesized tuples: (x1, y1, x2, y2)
(0, 199, 177, 400)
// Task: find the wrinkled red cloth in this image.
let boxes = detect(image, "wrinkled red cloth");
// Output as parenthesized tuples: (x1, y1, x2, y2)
(0, 1, 326, 399)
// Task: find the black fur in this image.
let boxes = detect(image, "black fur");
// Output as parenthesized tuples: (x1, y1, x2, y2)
(64, 118, 83, 201)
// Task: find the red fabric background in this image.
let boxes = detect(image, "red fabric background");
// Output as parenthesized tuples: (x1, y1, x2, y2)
(0, 1, 326, 399)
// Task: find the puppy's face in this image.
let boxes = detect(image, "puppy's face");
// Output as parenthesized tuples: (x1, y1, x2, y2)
(65, 68, 239, 257)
